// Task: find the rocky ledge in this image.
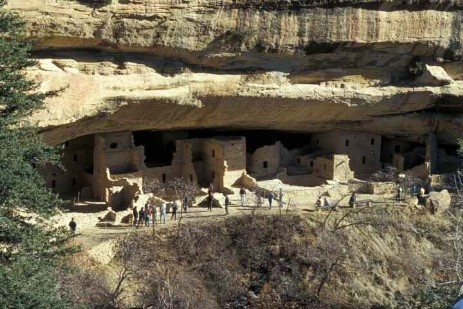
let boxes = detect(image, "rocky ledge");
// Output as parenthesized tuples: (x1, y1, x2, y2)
(5, 0, 463, 145)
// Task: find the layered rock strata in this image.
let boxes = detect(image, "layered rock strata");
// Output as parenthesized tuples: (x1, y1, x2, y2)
(5, 0, 463, 145)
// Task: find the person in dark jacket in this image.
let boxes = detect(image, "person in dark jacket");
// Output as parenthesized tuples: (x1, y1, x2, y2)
(144, 205, 150, 226)
(69, 218, 77, 234)
(183, 196, 189, 213)
(132, 206, 138, 226)
(224, 194, 230, 215)
(138, 208, 144, 228)
(268, 192, 274, 209)
(208, 192, 213, 211)
(348, 193, 357, 208)
(171, 201, 178, 220)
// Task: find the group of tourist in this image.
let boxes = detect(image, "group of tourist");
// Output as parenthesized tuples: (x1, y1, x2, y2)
(310, 183, 428, 211)
(315, 192, 358, 210)
(207, 183, 232, 214)
(132, 201, 178, 227)
(202, 185, 286, 216)
(397, 183, 429, 204)
(315, 195, 333, 209)
(238, 186, 285, 209)
(67, 182, 435, 233)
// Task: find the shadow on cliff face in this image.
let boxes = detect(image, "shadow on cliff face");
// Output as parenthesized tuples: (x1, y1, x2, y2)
(75, 0, 112, 8)
(226, 0, 463, 11)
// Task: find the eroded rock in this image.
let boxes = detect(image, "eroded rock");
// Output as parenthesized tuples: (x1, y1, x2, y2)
(98, 209, 117, 222)
(198, 194, 223, 208)
(426, 190, 452, 214)
(416, 65, 454, 86)
(121, 213, 133, 224)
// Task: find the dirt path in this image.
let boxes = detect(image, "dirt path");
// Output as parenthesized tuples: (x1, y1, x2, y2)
(75, 204, 267, 251)
(71, 192, 402, 254)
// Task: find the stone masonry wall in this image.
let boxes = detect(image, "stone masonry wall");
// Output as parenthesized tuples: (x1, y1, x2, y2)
(248, 142, 283, 178)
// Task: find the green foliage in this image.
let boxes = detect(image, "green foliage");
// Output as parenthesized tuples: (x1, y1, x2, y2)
(0, 256, 69, 308)
(0, 2, 77, 307)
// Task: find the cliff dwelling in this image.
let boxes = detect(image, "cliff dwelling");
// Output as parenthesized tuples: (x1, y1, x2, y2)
(6, 0, 463, 306)
(8, 0, 462, 213)
(41, 128, 461, 209)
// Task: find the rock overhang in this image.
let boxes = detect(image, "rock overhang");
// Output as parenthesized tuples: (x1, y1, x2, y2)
(3, 0, 462, 146)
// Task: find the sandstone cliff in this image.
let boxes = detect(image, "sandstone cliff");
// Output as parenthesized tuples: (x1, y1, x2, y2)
(6, 0, 463, 145)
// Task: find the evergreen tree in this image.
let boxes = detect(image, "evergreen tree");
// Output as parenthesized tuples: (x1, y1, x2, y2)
(0, 1, 75, 307)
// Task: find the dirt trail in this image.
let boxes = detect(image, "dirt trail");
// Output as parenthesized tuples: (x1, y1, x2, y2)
(69, 192, 400, 256)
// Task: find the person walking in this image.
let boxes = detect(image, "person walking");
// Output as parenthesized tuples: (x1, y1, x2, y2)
(138, 207, 144, 228)
(183, 196, 189, 213)
(69, 218, 77, 234)
(420, 186, 425, 196)
(396, 186, 403, 202)
(208, 183, 214, 195)
(278, 188, 284, 208)
(160, 202, 167, 224)
(349, 192, 357, 208)
(132, 206, 138, 226)
(171, 201, 178, 220)
(257, 193, 263, 208)
(239, 186, 246, 206)
(268, 191, 274, 209)
(324, 196, 331, 209)
(315, 195, 322, 208)
(153, 205, 158, 225)
(144, 205, 150, 227)
(224, 194, 230, 215)
(411, 184, 418, 197)
(208, 192, 213, 211)
(148, 206, 154, 226)
(208, 182, 214, 209)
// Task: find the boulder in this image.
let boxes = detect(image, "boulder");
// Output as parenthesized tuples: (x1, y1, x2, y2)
(197, 195, 223, 208)
(426, 190, 451, 214)
(404, 196, 419, 206)
(121, 213, 133, 224)
(416, 65, 454, 86)
(96, 222, 115, 228)
(240, 173, 258, 190)
(99, 209, 117, 222)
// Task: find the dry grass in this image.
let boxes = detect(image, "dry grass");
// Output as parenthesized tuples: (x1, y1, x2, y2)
(63, 208, 458, 308)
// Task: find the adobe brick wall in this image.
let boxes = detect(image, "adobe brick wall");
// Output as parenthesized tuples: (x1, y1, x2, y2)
(311, 131, 381, 174)
(248, 142, 282, 178)
(41, 134, 94, 197)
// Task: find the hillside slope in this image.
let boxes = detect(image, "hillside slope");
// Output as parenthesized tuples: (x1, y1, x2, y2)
(63, 210, 459, 308)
